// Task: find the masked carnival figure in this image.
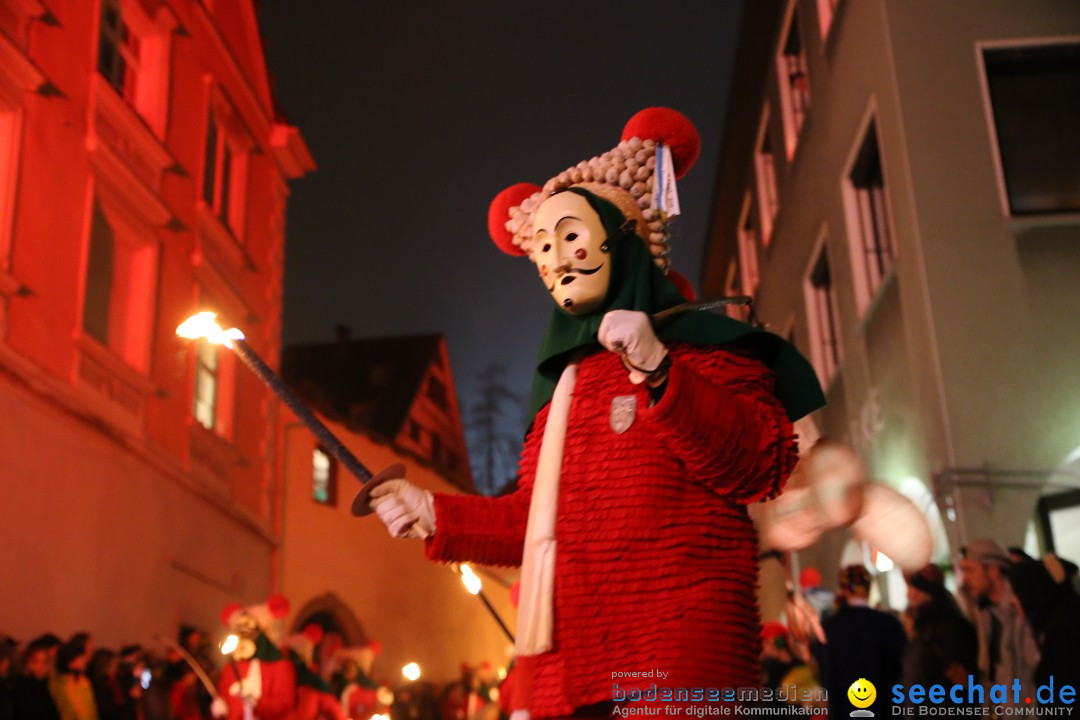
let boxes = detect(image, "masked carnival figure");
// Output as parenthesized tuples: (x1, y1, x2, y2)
(367, 108, 825, 718)
(214, 596, 297, 720)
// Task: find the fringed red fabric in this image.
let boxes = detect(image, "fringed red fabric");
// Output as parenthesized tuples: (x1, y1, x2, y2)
(426, 344, 797, 718)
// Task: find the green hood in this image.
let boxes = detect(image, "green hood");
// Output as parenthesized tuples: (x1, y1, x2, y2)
(528, 187, 824, 422)
(250, 632, 284, 662)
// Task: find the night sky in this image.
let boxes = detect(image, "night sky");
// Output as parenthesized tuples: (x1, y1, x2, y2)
(257, 2, 745, 490)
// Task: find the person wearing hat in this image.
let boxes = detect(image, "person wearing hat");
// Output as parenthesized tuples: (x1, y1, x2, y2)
(759, 622, 821, 710)
(1008, 554, 1080, 708)
(959, 538, 1039, 694)
(282, 626, 346, 720)
(815, 566, 906, 718)
(368, 108, 824, 718)
(213, 598, 296, 720)
(900, 564, 977, 700)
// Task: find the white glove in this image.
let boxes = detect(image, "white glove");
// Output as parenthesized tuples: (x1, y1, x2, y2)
(228, 679, 260, 703)
(210, 698, 229, 718)
(597, 310, 669, 385)
(370, 479, 435, 539)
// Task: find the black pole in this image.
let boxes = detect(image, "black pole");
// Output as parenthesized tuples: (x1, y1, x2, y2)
(476, 589, 515, 643)
(230, 338, 374, 484)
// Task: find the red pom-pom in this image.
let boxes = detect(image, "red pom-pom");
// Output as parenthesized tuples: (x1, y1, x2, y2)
(366, 639, 382, 656)
(799, 566, 823, 589)
(488, 183, 540, 256)
(267, 593, 290, 619)
(761, 621, 789, 642)
(621, 108, 700, 179)
(221, 603, 243, 627)
(666, 269, 696, 302)
(302, 624, 324, 645)
(509, 581, 520, 608)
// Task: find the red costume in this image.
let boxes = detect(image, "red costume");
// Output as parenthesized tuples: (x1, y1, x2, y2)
(292, 686, 345, 720)
(217, 655, 296, 720)
(425, 343, 797, 716)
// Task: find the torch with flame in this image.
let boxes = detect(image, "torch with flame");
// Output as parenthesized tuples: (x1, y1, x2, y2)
(177, 312, 405, 509)
(457, 564, 515, 643)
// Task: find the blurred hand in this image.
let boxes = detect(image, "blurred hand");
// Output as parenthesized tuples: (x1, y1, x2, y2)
(598, 310, 668, 385)
(210, 698, 229, 718)
(228, 679, 260, 703)
(370, 479, 435, 539)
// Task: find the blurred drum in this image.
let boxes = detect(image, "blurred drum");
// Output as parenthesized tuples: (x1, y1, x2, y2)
(851, 482, 932, 571)
(758, 438, 867, 551)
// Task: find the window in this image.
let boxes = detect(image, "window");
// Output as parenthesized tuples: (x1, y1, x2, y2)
(189, 296, 236, 437)
(842, 119, 895, 314)
(426, 376, 448, 411)
(201, 104, 249, 238)
(817, 0, 839, 40)
(777, 8, 811, 158)
(430, 432, 443, 465)
(754, 111, 779, 247)
(982, 43, 1080, 215)
(737, 196, 759, 297)
(804, 239, 842, 386)
(95, 0, 173, 137)
(81, 194, 157, 371)
(723, 258, 750, 323)
(312, 447, 337, 506)
(0, 101, 22, 276)
(193, 341, 218, 431)
(98, 0, 139, 99)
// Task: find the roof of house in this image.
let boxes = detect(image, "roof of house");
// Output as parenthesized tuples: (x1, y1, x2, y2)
(281, 332, 443, 442)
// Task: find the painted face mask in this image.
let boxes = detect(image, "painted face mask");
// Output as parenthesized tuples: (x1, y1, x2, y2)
(531, 190, 612, 315)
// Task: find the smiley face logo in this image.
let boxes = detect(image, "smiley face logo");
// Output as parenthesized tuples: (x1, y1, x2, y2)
(847, 678, 877, 709)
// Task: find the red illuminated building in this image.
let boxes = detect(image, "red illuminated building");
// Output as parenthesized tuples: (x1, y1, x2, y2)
(0, 0, 312, 643)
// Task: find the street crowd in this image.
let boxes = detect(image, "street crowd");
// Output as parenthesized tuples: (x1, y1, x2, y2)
(0, 623, 501, 720)
(762, 539, 1080, 715)
(3, 538, 1078, 720)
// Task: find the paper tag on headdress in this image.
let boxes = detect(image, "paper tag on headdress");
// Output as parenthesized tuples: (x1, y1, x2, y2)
(653, 143, 682, 218)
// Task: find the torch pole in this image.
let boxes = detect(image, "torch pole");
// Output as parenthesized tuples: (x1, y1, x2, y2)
(154, 636, 220, 700)
(229, 338, 376, 485)
(476, 589, 515, 644)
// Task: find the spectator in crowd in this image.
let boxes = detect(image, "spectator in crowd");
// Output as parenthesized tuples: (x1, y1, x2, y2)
(1009, 554, 1080, 706)
(799, 567, 834, 619)
(815, 565, 906, 718)
(901, 564, 977, 695)
(1, 637, 15, 720)
(140, 654, 171, 720)
(760, 622, 822, 712)
(87, 651, 124, 720)
(959, 539, 1039, 692)
(50, 635, 97, 720)
(25, 639, 60, 678)
(12, 641, 60, 720)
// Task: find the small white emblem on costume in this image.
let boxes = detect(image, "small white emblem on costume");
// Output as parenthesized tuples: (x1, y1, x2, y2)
(610, 395, 637, 434)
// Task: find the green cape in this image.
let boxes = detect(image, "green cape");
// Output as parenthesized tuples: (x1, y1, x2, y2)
(285, 649, 334, 693)
(528, 187, 825, 422)
(250, 632, 284, 662)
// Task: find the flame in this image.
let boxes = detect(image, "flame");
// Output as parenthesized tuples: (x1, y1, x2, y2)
(402, 662, 421, 681)
(460, 564, 482, 595)
(220, 634, 239, 655)
(177, 312, 245, 347)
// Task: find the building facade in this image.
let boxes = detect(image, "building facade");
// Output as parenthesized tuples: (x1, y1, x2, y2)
(278, 332, 514, 685)
(703, 0, 1080, 595)
(0, 0, 312, 645)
